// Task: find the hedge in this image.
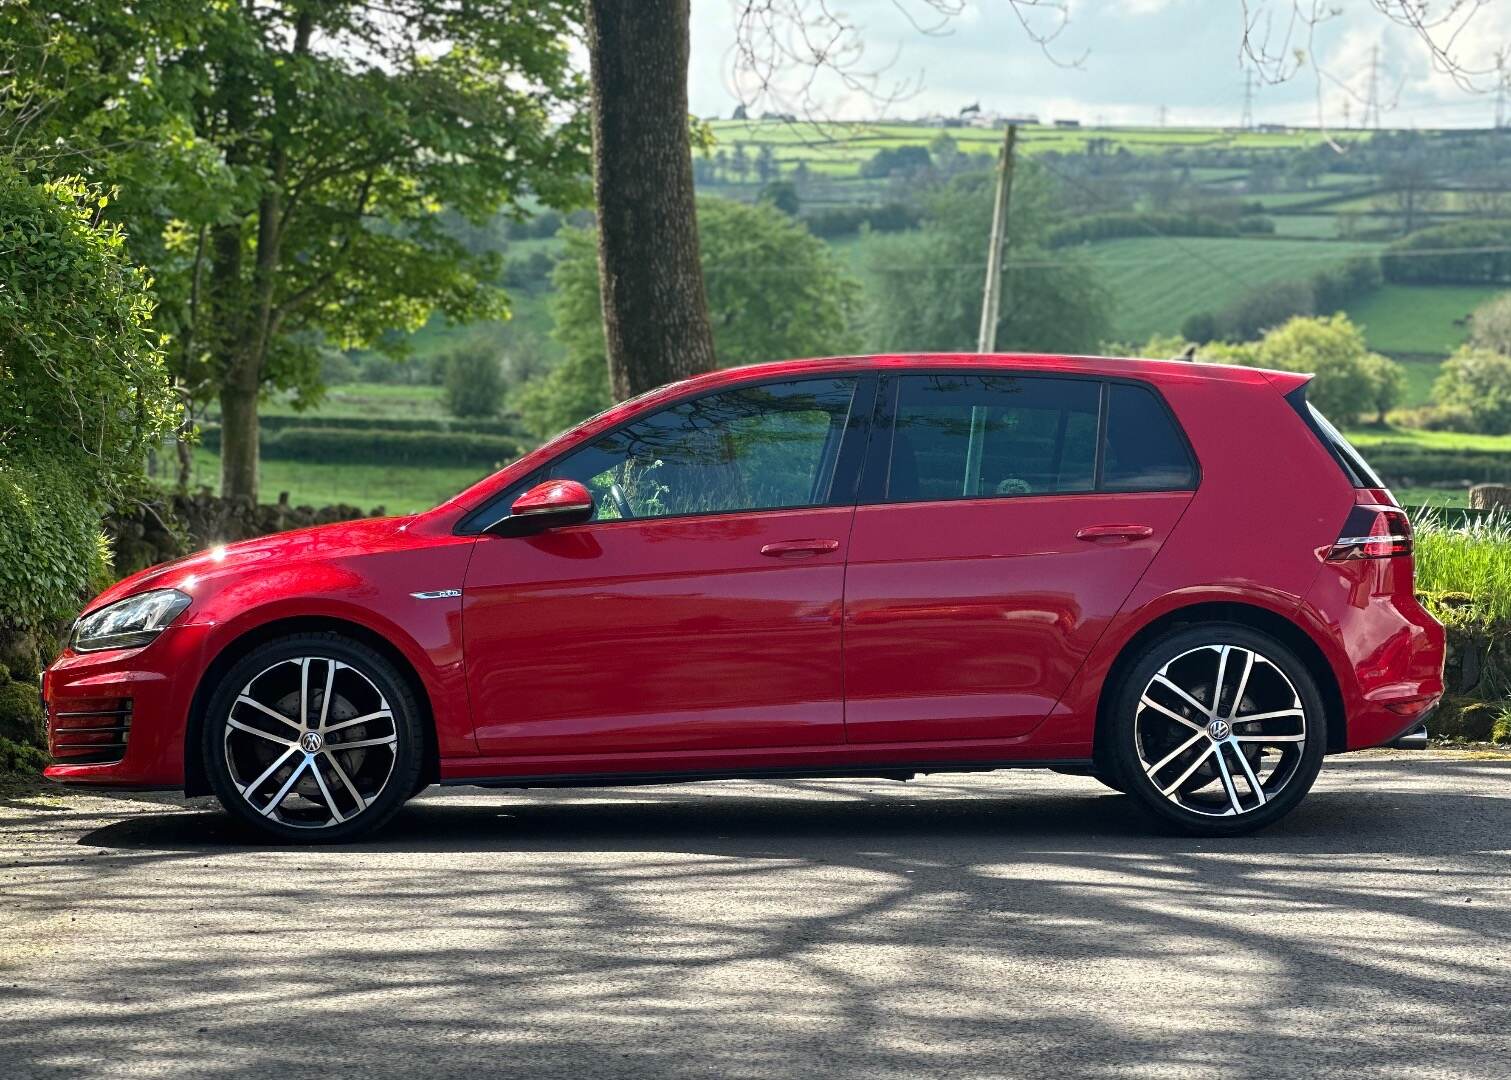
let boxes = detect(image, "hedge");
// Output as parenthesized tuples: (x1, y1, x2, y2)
(1382, 221, 1511, 285)
(1046, 212, 1265, 249)
(239, 413, 523, 437)
(198, 424, 525, 466)
(1364, 444, 1511, 486)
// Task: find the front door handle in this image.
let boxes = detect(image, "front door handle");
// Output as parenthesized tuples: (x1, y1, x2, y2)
(1076, 524, 1155, 543)
(760, 538, 840, 558)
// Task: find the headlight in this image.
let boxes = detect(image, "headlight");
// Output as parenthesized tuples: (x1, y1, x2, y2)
(72, 589, 192, 653)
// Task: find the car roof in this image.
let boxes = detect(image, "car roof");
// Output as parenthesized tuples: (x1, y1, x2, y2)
(664, 352, 1301, 393)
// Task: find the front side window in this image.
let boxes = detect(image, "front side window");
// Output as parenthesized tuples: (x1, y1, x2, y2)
(886, 374, 1100, 501)
(539, 377, 858, 521)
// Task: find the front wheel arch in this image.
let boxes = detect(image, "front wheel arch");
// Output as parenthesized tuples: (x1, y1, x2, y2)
(1093, 600, 1347, 771)
(184, 615, 438, 798)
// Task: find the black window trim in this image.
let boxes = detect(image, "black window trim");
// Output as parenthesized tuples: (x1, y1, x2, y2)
(859, 367, 1200, 507)
(457, 372, 880, 535)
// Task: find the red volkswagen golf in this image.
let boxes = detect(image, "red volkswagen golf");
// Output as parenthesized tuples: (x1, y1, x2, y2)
(43, 354, 1444, 842)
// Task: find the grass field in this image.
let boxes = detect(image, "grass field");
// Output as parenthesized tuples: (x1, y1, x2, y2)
(1344, 284, 1502, 357)
(1079, 236, 1384, 343)
(176, 448, 491, 514)
(1345, 426, 1511, 453)
(261, 382, 448, 420)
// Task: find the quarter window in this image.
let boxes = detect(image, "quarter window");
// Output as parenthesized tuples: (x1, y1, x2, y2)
(886, 374, 1100, 501)
(1101, 383, 1197, 492)
(536, 377, 858, 521)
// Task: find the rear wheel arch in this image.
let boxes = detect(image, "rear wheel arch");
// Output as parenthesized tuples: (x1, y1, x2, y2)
(184, 615, 439, 797)
(1093, 600, 1348, 764)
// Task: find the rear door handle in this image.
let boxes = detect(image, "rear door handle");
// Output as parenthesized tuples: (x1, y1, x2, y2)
(1076, 524, 1155, 543)
(760, 539, 840, 558)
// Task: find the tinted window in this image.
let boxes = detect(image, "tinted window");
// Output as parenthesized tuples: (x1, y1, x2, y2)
(887, 375, 1100, 501)
(540, 377, 857, 521)
(1305, 400, 1383, 488)
(1102, 383, 1196, 492)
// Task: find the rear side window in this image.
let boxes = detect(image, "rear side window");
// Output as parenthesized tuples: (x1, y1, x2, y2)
(1102, 383, 1198, 492)
(1299, 397, 1384, 488)
(887, 374, 1100, 501)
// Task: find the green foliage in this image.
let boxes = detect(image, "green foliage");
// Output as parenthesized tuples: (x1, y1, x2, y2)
(1383, 222, 1511, 285)
(517, 199, 864, 437)
(1361, 352, 1405, 422)
(1184, 256, 1384, 343)
(0, 168, 174, 629)
(859, 145, 932, 179)
(0, 734, 49, 776)
(442, 349, 506, 420)
(1469, 292, 1511, 356)
(0, 171, 177, 486)
(0, 679, 44, 747)
(863, 167, 1112, 355)
(1432, 347, 1511, 435)
(758, 181, 801, 216)
(5, 0, 589, 494)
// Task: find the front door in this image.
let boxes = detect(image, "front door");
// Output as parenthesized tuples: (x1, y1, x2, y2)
(842, 373, 1197, 745)
(463, 375, 869, 758)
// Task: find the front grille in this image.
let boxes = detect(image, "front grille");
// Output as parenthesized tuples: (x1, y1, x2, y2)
(47, 698, 132, 765)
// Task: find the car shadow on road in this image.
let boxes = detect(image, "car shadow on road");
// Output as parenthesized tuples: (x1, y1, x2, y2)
(73, 763, 1511, 860)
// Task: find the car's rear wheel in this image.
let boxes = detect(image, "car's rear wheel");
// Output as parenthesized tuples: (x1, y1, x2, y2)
(1104, 623, 1326, 836)
(203, 634, 423, 843)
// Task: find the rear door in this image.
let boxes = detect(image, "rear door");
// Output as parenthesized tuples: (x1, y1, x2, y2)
(842, 373, 1198, 745)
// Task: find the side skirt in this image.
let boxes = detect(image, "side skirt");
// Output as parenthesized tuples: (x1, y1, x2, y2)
(441, 758, 1095, 790)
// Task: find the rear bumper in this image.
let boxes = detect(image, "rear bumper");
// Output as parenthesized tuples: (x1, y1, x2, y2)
(1302, 557, 1445, 752)
(41, 623, 208, 789)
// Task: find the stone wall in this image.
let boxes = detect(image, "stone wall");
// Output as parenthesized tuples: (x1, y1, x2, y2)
(106, 489, 387, 578)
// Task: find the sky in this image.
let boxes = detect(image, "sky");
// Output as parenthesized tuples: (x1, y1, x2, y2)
(688, 0, 1511, 129)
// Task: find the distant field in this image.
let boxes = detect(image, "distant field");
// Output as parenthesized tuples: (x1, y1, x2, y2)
(176, 448, 490, 515)
(1079, 236, 1384, 343)
(702, 120, 1369, 177)
(1344, 284, 1502, 356)
(1346, 427, 1511, 454)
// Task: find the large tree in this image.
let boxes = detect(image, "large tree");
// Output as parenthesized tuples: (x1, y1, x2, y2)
(582, 0, 717, 402)
(6, 0, 587, 500)
(516, 197, 861, 437)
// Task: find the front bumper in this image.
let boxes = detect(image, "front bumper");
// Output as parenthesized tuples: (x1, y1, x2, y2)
(41, 623, 211, 789)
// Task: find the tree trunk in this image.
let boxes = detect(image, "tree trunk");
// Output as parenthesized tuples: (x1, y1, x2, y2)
(218, 378, 260, 503)
(584, 0, 717, 400)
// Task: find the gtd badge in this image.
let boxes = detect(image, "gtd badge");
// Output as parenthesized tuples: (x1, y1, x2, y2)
(300, 731, 324, 753)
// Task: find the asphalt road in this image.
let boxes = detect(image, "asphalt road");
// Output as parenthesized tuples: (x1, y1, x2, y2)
(1, 754, 1508, 1079)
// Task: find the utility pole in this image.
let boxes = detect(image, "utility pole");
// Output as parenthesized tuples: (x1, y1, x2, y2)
(1342, 100, 1352, 130)
(977, 124, 1018, 354)
(1158, 104, 1168, 128)
(1241, 71, 1255, 130)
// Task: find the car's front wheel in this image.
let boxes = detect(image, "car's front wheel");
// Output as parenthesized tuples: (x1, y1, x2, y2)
(203, 634, 424, 842)
(1103, 624, 1326, 836)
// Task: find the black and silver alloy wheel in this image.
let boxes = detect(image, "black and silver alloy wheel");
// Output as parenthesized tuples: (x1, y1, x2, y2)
(205, 634, 423, 842)
(1106, 624, 1326, 836)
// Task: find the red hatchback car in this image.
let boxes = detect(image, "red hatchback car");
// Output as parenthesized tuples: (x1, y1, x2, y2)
(44, 354, 1444, 841)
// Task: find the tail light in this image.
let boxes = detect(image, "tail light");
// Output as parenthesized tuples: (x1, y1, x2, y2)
(1327, 505, 1412, 561)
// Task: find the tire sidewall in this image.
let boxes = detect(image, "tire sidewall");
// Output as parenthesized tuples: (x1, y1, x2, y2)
(1105, 623, 1327, 836)
(203, 634, 424, 843)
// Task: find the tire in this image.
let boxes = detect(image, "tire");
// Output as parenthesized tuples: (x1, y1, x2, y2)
(203, 633, 425, 843)
(1102, 623, 1326, 837)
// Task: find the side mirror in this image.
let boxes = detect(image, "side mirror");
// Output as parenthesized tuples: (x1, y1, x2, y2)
(488, 479, 594, 536)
